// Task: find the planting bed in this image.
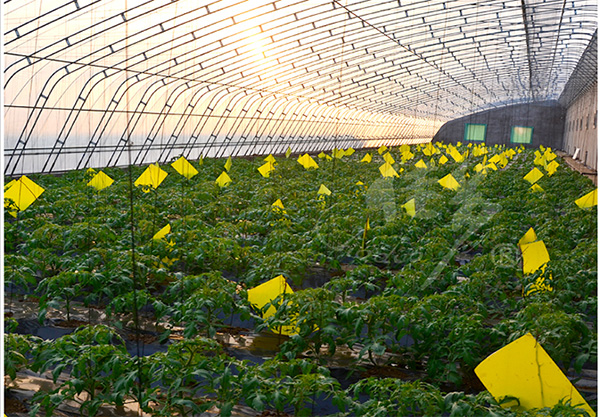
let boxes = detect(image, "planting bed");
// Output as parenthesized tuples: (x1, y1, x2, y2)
(4, 143, 597, 416)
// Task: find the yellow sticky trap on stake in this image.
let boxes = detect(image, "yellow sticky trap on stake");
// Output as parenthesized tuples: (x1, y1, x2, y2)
(379, 162, 399, 178)
(4, 179, 17, 191)
(171, 156, 198, 179)
(518, 228, 538, 250)
(382, 152, 395, 165)
(438, 174, 460, 190)
(258, 162, 275, 178)
(414, 159, 427, 169)
(401, 150, 415, 162)
(318, 152, 328, 159)
(475, 333, 595, 416)
(401, 198, 416, 217)
(423, 142, 437, 156)
(134, 163, 168, 192)
(4, 176, 45, 217)
(530, 184, 544, 193)
(438, 155, 449, 165)
(297, 154, 319, 169)
(361, 153, 372, 163)
(215, 171, 232, 188)
(485, 162, 498, 171)
(264, 154, 276, 164)
(317, 184, 332, 196)
(447, 147, 464, 163)
(488, 154, 501, 164)
(332, 148, 345, 159)
(377, 145, 388, 154)
(545, 160, 559, 176)
(153, 224, 171, 241)
(345, 148, 355, 156)
(575, 189, 597, 209)
(521, 240, 550, 275)
(247, 275, 297, 336)
(87, 171, 114, 191)
(224, 157, 232, 172)
(272, 199, 286, 214)
(285, 147, 292, 158)
(523, 168, 544, 184)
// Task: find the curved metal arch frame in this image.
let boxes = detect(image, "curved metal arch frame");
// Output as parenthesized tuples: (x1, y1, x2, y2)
(3, 0, 598, 174)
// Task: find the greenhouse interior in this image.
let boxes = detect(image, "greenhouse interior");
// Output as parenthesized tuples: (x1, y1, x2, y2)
(2, 0, 598, 416)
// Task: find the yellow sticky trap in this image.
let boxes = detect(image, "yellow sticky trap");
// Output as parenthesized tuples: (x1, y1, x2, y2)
(448, 147, 464, 163)
(438, 174, 460, 190)
(285, 147, 292, 158)
(523, 168, 544, 184)
(264, 154, 276, 164)
(332, 148, 345, 159)
(439, 155, 449, 165)
(361, 153, 372, 163)
(521, 240, 550, 275)
(4, 176, 45, 217)
(530, 184, 544, 193)
(414, 159, 427, 169)
(377, 145, 388, 155)
(379, 162, 399, 178)
(171, 156, 198, 179)
(258, 162, 275, 178)
(318, 152, 328, 159)
(399, 144, 410, 153)
(383, 152, 395, 165)
(87, 171, 114, 191)
(345, 148, 355, 156)
(575, 189, 597, 209)
(475, 333, 595, 416)
(247, 275, 297, 336)
(272, 199, 286, 214)
(297, 154, 319, 170)
(518, 228, 538, 250)
(401, 151, 415, 162)
(485, 163, 498, 171)
(488, 154, 501, 164)
(423, 142, 437, 156)
(4, 179, 17, 191)
(474, 163, 484, 173)
(224, 157, 232, 172)
(317, 184, 332, 196)
(545, 160, 559, 176)
(134, 163, 168, 192)
(544, 150, 557, 161)
(153, 224, 171, 240)
(215, 171, 232, 188)
(402, 198, 416, 217)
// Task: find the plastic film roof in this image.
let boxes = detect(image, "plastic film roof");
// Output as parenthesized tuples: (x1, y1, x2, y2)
(3, 0, 597, 174)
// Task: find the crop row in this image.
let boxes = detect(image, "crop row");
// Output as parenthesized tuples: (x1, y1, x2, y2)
(5, 143, 597, 416)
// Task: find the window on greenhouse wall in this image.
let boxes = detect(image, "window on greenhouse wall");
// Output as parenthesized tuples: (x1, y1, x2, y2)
(464, 123, 487, 142)
(510, 126, 533, 144)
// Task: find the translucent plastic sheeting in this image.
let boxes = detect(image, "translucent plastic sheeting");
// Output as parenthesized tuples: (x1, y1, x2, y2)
(3, 0, 597, 174)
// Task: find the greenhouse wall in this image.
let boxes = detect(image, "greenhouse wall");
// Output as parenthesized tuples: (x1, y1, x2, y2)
(562, 83, 598, 171)
(432, 101, 565, 149)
